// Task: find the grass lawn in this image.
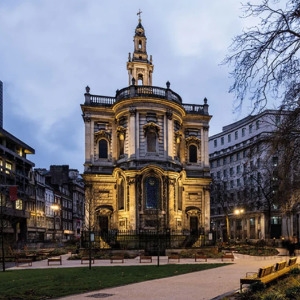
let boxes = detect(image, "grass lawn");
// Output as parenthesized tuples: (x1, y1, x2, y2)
(0, 264, 228, 299)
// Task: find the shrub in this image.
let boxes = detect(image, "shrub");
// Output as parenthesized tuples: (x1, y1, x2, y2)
(289, 267, 300, 275)
(285, 286, 300, 299)
(262, 291, 286, 300)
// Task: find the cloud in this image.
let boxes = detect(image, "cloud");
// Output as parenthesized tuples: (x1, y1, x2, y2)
(0, 1, 254, 171)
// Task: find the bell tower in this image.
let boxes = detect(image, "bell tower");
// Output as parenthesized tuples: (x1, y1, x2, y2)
(127, 10, 154, 86)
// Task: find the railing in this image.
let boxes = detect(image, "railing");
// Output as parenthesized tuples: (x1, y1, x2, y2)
(84, 86, 209, 115)
(88, 95, 115, 106)
(183, 104, 207, 115)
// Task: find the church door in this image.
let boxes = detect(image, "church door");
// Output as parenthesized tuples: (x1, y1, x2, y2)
(190, 216, 198, 235)
(99, 216, 108, 234)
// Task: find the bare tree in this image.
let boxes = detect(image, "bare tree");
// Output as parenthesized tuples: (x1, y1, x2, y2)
(210, 179, 236, 242)
(269, 108, 300, 237)
(223, 0, 300, 111)
(83, 183, 96, 270)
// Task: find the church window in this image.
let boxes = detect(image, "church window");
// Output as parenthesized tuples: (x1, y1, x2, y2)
(138, 40, 142, 49)
(145, 176, 159, 209)
(147, 131, 157, 152)
(118, 178, 125, 210)
(178, 186, 183, 211)
(99, 139, 108, 159)
(189, 144, 197, 163)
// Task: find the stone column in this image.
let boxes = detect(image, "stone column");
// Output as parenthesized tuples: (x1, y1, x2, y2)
(83, 114, 93, 169)
(128, 177, 136, 230)
(202, 127, 209, 167)
(166, 110, 173, 159)
(128, 107, 136, 159)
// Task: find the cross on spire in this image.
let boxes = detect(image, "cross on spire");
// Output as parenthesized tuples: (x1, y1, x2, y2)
(137, 9, 142, 21)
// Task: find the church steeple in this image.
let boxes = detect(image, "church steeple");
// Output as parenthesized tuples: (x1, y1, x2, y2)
(127, 10, 154, 86)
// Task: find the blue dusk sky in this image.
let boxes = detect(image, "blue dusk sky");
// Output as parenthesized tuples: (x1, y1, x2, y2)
(0, 1, 266, 173)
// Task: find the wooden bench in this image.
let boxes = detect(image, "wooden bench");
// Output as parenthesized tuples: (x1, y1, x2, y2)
(221, 251, 234, 261)
(139, 255, 152, 263)
(81, 256, 95, 264)
(15, 257, 33, 267)
(194, 252, 207, 262)
(48, 256, 62, 265)
(240, 257, 298, 292)
(168, 253, 180, 262)
(110, 255, 124, 263)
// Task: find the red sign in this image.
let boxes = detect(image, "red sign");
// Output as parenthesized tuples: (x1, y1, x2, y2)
(9, 186, 18, 201)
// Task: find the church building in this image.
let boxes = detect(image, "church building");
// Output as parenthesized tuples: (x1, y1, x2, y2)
(81, 15, 212, 251)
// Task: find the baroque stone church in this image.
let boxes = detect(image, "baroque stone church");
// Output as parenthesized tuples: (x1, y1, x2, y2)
(81, 15, 211, 250)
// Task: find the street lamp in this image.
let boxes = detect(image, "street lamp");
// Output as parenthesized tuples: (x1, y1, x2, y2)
(234, 209, 244, 241)
(51, 204, 60, 242)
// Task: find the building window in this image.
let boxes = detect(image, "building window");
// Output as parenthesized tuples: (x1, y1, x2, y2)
(271, 216, 282, 225)
(256, 120, 260, 130)
(249, 124, 253, 134)
(145, 176, 160, 209)
(15, 199, 22, 210)
(223, 157, 227, 165)
(242, 128, 246, 137)
(235, 131, 238, 140)
(99, 139, 108, 159)
(221, 137, 224, 145)
(228, 134, 231, 143)
(189, 145, 197, 163)
(214, 139, 217, 147)
(5, 161, 12, 174)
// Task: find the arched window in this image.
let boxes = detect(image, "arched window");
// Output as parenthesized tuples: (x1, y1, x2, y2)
(138, 74, 143, 85)
(147, 131, 157, 152)
(118, 178, 125, 210)
(189, 144, 197, 163)
(145, 176, 160, 209)
(138, 40, 142, 49)
(99, 139, 108, 159)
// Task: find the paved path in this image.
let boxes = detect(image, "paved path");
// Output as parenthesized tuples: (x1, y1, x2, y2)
(7, 252, 295, 300)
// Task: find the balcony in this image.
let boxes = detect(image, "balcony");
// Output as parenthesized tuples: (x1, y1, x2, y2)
(84, 86, 209, 116)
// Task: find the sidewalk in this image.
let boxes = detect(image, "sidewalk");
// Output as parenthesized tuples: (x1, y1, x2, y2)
(8, 253, 293, 300)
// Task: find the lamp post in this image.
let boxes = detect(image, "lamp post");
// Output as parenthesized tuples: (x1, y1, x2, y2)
(156, 210, 166, 267)
(51, 204, 60, 242)
(234, 209, 244, 241)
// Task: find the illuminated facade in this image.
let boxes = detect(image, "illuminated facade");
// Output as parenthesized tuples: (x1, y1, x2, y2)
(81, 16, 211, 251)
